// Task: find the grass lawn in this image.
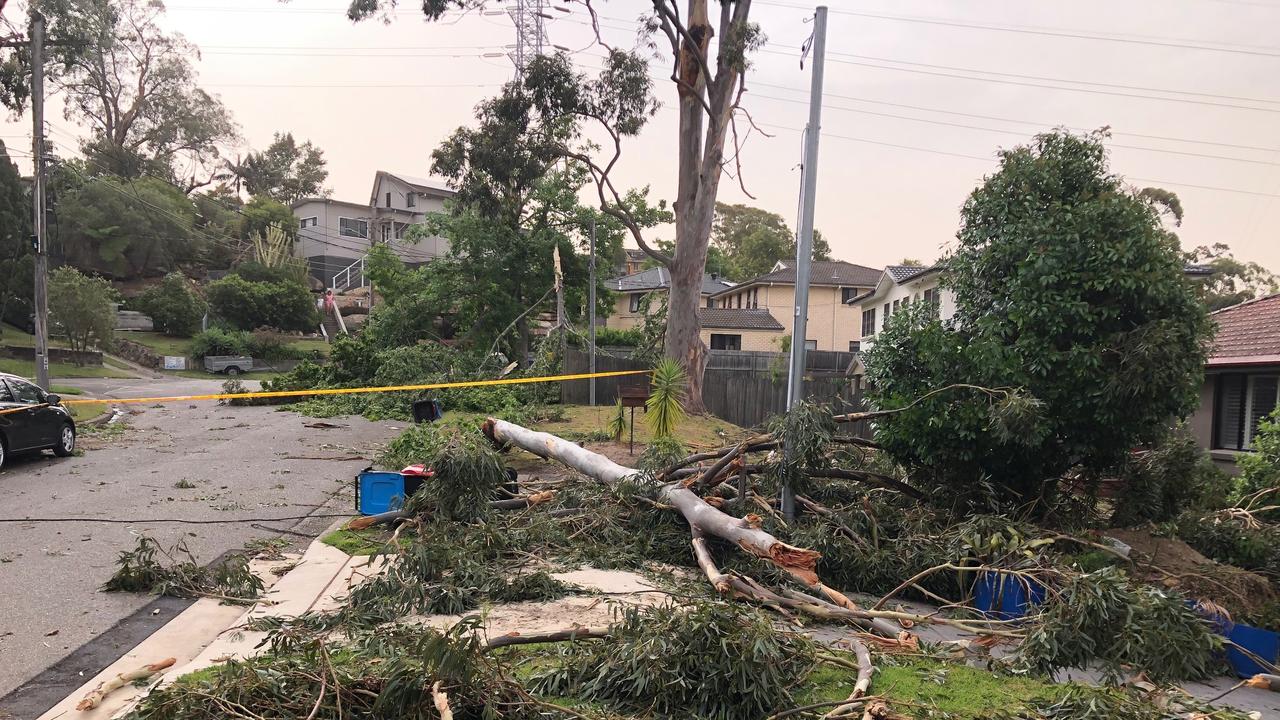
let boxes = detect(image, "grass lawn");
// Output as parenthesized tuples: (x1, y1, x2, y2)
(119, 331, 191, 357)
(537, 404, 743, 448)
(123, 331, 330, 360)
(0, 356, 133, 379)
(67, 400, 109, 420)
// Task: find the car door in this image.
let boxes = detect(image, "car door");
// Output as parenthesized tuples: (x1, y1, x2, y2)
(0, 381, 33, 450)
(4, 379, 54, 449)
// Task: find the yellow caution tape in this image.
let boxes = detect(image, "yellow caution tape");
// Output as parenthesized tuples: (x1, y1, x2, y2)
(48, 368, 651, 409)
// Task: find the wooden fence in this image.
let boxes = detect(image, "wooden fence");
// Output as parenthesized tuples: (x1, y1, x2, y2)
(562, 349, 869, 433)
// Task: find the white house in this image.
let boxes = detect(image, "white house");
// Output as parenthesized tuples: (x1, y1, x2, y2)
(291, 171, 455, 287)
(848, 264, 951, 353)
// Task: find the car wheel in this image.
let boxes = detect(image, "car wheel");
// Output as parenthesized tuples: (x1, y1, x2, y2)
(53, 423, 75, 457)
(225, 366, 241, 376)
(0, 435, 7, 469)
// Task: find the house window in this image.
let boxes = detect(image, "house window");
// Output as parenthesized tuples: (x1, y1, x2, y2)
(735, 293, 741, 309)
(892, 299, 902, 312)
(629, 294, 643, 313)
(339, 217, 368, 238)
(923, 287, 941, 317)
(393, 222, 411, 239)
(710, 333, 741, 351)
(385, 192, 392, 207)
(406, 193, 416, 208)
(849, 341, 860, 353)
(804, 340, 817, 351)
(1214, 373, 1279, 451)
(861, 307, 876, 337)
(381, 223, 392, 242)
(841, 287, 859, 304)
(706, 297, 714, 309)
(751, 288, 759, 309)
(299, 216, 317, 229)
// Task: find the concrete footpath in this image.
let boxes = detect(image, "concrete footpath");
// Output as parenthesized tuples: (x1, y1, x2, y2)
(32, 534, 379, 720)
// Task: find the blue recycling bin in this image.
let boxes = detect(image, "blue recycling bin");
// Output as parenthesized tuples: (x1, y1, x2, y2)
(1226, 623, 1280, 678)
(973, 571, 1046, 620)
(356, 471, 410, 515)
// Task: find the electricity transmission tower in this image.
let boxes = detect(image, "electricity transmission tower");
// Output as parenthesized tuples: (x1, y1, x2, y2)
(507, 0, 549, 81)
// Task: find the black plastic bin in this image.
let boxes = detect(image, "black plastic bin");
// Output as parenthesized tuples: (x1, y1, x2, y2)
(413, 398, 444, 424)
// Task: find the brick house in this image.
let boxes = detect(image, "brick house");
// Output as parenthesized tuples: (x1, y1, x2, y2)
(1189, 293, 1280, 473)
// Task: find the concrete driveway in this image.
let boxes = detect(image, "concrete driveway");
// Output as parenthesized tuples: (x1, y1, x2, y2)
(0, 378, 403, 713)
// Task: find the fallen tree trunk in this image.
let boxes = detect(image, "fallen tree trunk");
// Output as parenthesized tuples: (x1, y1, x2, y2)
(484, 418, 906, 637)
(487, 419, 823, 581)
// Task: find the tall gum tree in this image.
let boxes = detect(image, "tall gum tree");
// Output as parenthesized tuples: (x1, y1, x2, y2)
(346, 0, 765, 413)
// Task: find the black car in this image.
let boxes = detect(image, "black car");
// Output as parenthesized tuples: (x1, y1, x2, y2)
(0, 372, 76, 469)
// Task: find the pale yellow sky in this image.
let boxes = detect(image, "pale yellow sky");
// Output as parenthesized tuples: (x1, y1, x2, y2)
(3, 0, 1278, 272)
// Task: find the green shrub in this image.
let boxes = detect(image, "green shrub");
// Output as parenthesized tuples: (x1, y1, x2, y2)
(1174, 510, 1280, 578)
(1109, 425, 1232, 526)
(48, 266, 119, 354)
(206, 272, 317, 332)
(135, 272, 206, 337)
(530, 602, 816, 720)
(190, 327, 250, 359)
(593, 326, 643, 347)
(1238, 409, 1280, 503)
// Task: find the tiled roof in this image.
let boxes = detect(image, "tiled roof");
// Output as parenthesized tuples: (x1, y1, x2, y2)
(885, 264, 938, 283)
(1209, 293, 1280, 364)
(625, 248, 647, 260)
(713, 260, 882, 296)
(698, 307, 784, 331)
(1184, 263, 1215, 277)
(607, 268, 734, 296)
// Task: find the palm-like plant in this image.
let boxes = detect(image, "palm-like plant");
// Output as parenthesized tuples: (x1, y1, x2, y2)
(645, 359, 687, 440)
(608, 399, 627, 442)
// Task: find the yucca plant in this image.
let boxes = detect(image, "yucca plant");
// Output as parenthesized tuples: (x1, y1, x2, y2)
(608, 399, 627, 441)
(645, 359, 687, 440)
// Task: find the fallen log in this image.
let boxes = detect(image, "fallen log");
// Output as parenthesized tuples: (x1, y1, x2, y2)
(485, 418, 909, 637)
(76, 657, 176, 711)
(487, 419, 826, 582)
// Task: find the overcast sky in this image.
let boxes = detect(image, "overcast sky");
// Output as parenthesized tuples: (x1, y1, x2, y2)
(3, 0, 1278, 273)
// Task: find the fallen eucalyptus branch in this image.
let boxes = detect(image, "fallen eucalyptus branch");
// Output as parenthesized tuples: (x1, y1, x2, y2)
(76, 657, 176, 711)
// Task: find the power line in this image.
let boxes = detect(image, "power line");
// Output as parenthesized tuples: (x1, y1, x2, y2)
(800, 51, 1280, 115)
(755, 0, 1280, 58)
(751, 90, 1280, 168)
(761, 121, 1280, 199)
(748, 81, 1280, 154)
(563, 12, 1280, 111)
(821, 51, 1280, 107)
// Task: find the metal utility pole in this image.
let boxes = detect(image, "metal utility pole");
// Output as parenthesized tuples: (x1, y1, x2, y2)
(30, 12, 50, 390)
(588, 219, 597, 406)
(782, 5, 828, 521)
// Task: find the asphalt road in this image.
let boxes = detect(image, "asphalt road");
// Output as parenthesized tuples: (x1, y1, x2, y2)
(0, 377, 403, 702)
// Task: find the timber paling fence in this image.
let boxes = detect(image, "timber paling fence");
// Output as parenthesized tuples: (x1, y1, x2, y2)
(561, 348, 869, 433)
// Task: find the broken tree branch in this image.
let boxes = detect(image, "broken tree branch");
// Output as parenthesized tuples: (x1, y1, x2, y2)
(485, 626, 611, 649)
(822, 640, 873, 719)
(76, 657, 176, 711)
(431, 680, 452, 720)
